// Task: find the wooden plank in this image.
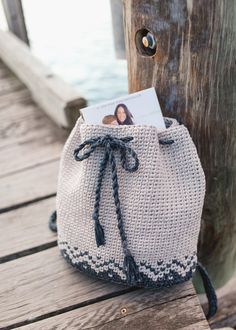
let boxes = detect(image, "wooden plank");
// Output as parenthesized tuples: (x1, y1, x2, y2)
(0, 30, 87, 128)
(200, 273, 236, 329)
(179, 322, 211, 330)
(14, 280, 209, 330)
(0, 87, 31, 110)
(0, 60, 14, 79)
(0, 99, 65, 176)
(0, 159, 59, 212)
(0, 139, 62, 178)
(0, 100, 66, 147)
(0, 247, 132, 329)
(0, 197, 57, 261)
(0, 75, 24, 95)
(208, 292, 236, 329)
(1, 0, 29, 45)
(0, 61, 24, 92)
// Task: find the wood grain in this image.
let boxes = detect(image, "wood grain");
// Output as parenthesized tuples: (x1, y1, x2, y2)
(0, 100, 66, 147)
(0, 64, 66, 176)
(0, 197, 57, 261)
(208, 292, 236, 329)
(0, 75, 24, 96)
(0, 65, 63, 211)
(0, 99, 65, 176)
(0, 30, 87, 128)
(200, 273, 236, 329)
(0, 88, 31, 110)
(0, 61, 12, 79)
(0, 247, 131, 329)
(0, 139, 62, 178)
(15, 282, 209, 330)
(123, 0, 236, 289)
(0, 159, 59, 212)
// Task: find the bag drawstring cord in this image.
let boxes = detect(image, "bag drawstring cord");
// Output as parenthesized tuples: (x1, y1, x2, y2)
(49, 134, 174, 284)
(74, 134, 140, 285)
(49, 210, 57, 233)
(196, 262, 218, 319)
(75, 134, 174, 285)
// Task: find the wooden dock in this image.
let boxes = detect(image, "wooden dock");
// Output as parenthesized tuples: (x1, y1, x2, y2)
(0, 59, 213, 329)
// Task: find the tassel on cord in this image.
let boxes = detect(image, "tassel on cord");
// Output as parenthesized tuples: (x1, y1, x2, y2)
(197, 262, 218, 319)
(124, 253, 139, 286)
(95, 220, 105, 247)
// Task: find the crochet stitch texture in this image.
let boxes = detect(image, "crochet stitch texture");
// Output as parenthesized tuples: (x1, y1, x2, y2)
(56, 117, 205, 288)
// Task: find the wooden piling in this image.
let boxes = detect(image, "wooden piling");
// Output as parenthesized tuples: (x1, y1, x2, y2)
(2, 0, 29, 45)
(123, 0, 236, 289)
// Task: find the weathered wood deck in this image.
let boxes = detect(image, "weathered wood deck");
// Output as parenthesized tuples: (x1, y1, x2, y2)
(0, 59, 211, 330)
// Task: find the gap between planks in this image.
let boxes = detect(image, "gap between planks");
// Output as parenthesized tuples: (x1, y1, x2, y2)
(10, 282, 208, 330)
(0, 197, 57, 262)
(0, 247, 134, 329)
(0, 246, 208, 330)
(0, 158, 59, 211)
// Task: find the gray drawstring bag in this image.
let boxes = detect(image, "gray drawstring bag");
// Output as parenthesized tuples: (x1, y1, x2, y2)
(49, 117, 217, 319)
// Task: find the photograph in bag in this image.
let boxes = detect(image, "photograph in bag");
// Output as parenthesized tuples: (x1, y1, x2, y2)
(81, 87, 166, 130)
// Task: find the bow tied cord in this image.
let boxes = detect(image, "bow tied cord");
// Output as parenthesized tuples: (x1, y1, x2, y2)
(74, 134, 174, 285)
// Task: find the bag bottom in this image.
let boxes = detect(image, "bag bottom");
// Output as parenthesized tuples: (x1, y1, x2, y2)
(59, 241, 197, 289)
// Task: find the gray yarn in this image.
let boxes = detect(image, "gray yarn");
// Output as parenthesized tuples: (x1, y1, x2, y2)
(51, 118, 217, 317)
(73, 134, 174, 285)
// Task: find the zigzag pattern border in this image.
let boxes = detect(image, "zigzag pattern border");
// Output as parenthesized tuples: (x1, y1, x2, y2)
(59, 241, 197, 288)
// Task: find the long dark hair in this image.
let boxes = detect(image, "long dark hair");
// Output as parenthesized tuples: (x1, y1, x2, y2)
(114, 103, 134, 125)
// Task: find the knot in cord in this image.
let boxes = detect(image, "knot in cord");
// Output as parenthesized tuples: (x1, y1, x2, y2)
(74, 134, 140, 284)
(74, 135, 139, 172)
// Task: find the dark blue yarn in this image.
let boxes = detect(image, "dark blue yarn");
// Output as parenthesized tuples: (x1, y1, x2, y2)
(159, 139, 174, 145)
(74, 134, 140, 284)
(197, 262, 218, 319)
(48, 127, 217, 317)
(60, 244, 196, 289)
(60, 245, 217, 319)
(48, 210, 57, 233)
(73, 134, 175, 284)
(94, 220, 105, 246)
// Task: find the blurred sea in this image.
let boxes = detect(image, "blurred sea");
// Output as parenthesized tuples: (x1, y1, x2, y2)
(1, 0, 128, 105)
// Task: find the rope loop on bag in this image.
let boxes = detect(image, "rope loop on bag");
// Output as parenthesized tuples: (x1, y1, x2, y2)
(49, 210, 57, 233)
(197, 262, 218, 319)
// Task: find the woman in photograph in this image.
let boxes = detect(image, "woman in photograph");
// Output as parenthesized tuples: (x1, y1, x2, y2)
(114, 103, 134, 125)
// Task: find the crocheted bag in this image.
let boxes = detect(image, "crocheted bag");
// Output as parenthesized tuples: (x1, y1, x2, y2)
(49, 117, 217, 319)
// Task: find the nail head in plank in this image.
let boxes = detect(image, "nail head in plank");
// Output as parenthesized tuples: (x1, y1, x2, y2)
(0, 247, 130, 329)
(14, 281, 209, 330)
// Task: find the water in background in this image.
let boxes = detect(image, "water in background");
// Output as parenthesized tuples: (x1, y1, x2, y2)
(22, 0, 128, 104)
